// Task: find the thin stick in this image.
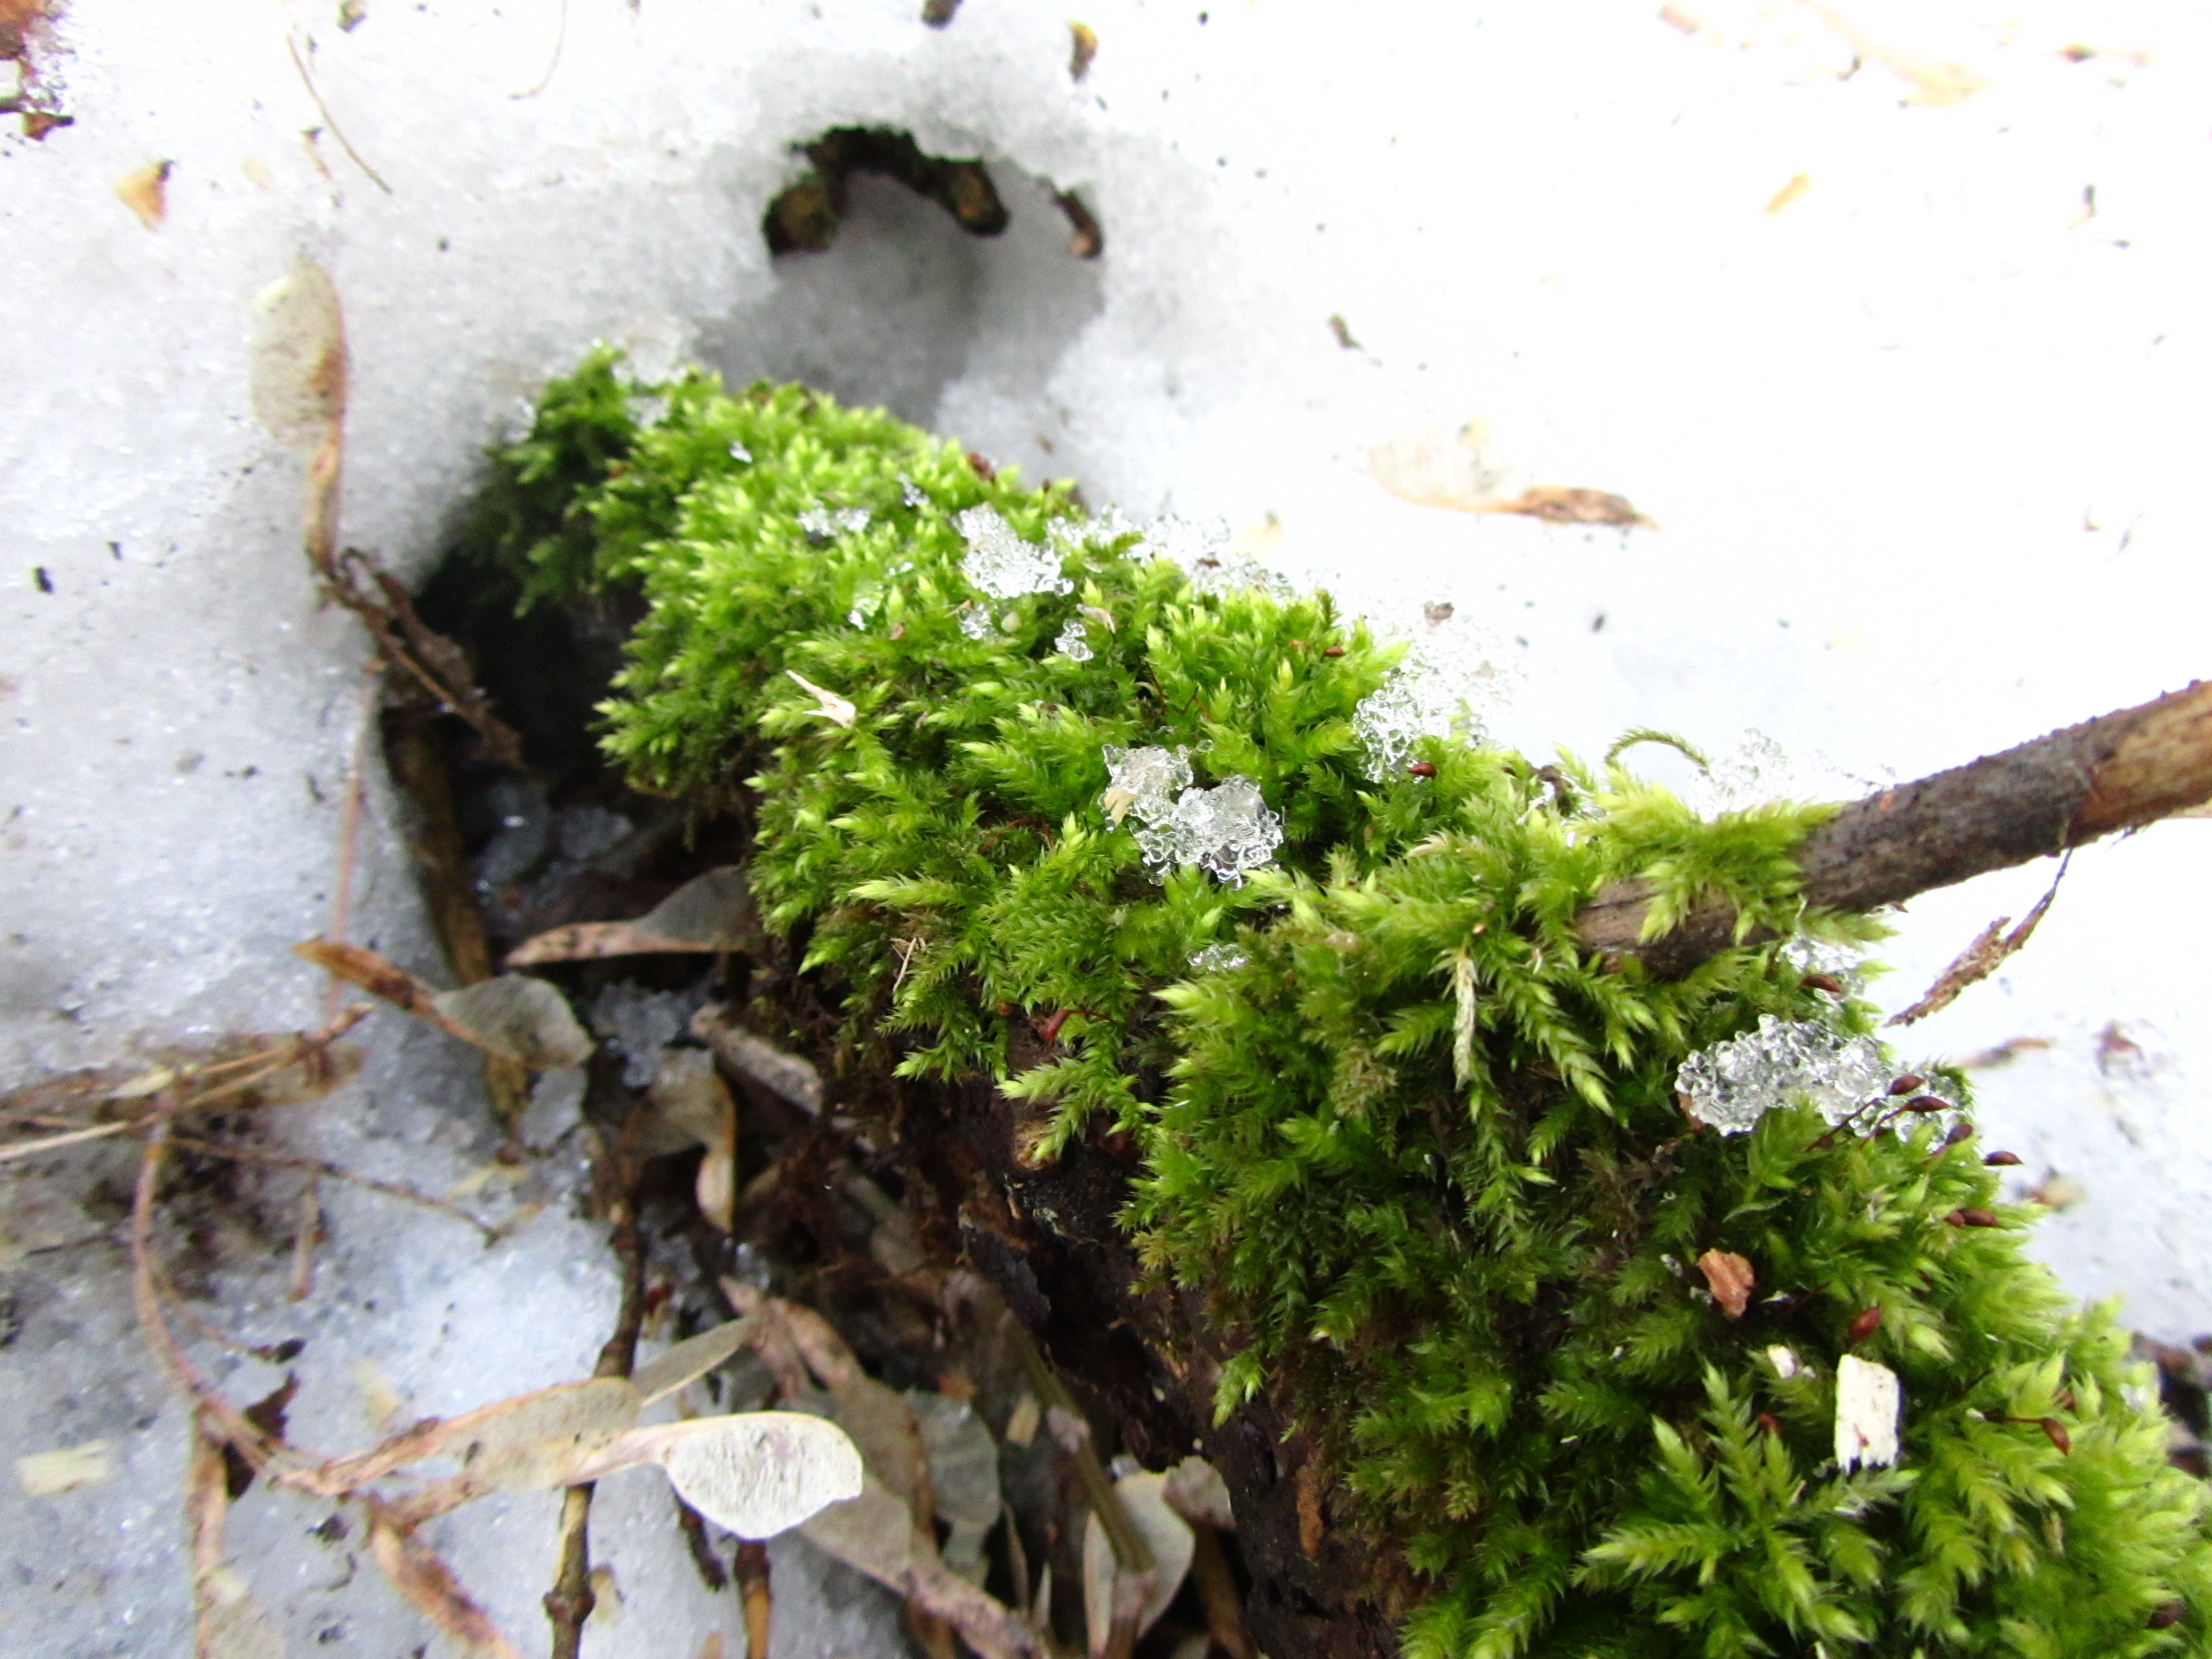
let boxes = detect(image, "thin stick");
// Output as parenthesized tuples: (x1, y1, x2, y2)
(735, 1540, 772, 1659)
(509, 0, 568, 99)
(168, 1134, 498, 1241)
(288, 1177, 323, 1301)
(285, 32, 393, 193)
(0, 1118, 134, 1162)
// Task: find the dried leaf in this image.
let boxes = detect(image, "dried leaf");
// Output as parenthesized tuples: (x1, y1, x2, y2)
(1834, 1354, 1901, 1471)
(506, 867, 763, 965)
(251, 261, 348, 452)
(1083, 1472, 1194, 1656)
(195, 1565, 286, 1659)
(1695, 1248, 1756, 1318)
(788, 669, 857, 727)
(16, 1441, 117, 1496)
(650, 1049, 738, 1230)
(1368, 422, 1515, 512)
(633, 1316, 760, 1408)
(115, 160, 173, 229)
(434, 1376, 641, 1491)
(576, 1412, 864, 1539)
(366, 1503, 526, 1659)
(691, 1006, 825, 1113)
(835, 1375, 933, 1523)
(1474, 485, 1656, 528)
(1160, 1455, 1233, 1530)
(430, 977, 593, 1071)
(908, 1391, 1002, 1580)
(805, 1478, 1037, 1659)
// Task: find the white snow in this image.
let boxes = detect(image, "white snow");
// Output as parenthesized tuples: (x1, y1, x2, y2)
(5, 0, 2212, 1651)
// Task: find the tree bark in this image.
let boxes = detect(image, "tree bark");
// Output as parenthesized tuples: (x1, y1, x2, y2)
(899, 681, 2212, 1659)
(1574, 679, 2212, 977)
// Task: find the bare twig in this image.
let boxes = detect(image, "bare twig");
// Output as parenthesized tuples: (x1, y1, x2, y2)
(509, 0, 568, 98)
(167, 1133, 499, 1241)
(284, 32, 392, 193)
(735, 1539, 773, 1659)
(1887, 853, 2072, 1027)
(1577, 681, 2212, 974)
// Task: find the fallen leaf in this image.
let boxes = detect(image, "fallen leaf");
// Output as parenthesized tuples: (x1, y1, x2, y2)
(1083, 1471, 1195, 1656)
(1834, 1354, 1901, 1471)
(505, 866, 764, 965)
(1368, 422, 1516, 512)
(574, 1412, 866, 1540)
(1, 0, 69, 139)
(633, 1316, 760, 1407)
(195, 1565, 287, 1659)
(1161, 1455, 1233, 1529)
(692, 1004, 825, 1113)
(114, 160, 173, 229)
(427, 1376, 643, 1492)
(789, 669, 857, 727)
(1474, 485, 1656, 528)
(250, 261, 348, 453)
(367, 1502, 527, 1659)
(1069, 20, 1097, 79)
(1762, 171, 1812, 216)
(1956, 1035, 2052, 1069)
(16, 1440, 117, 1496)
(650, 1048, 738, 1230)
(430, 976, 593, 1070)
(805, 1477, 1037, 1659)
(1696, 1248, 1756, 1318)
(1657, 4, 1704, 35)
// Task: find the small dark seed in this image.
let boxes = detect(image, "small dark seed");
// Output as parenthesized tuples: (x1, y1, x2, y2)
(1904, 1094, 1949, 1113)
(2151, 1599, 2187, 1630)
(1322, 645, 1345, 657)
(1847, 1306, 1882, 1344)
(1960, 1207, 2000, 1228)
(1984, 1150, 2023, 1166)
(1888, 1074, 1925, 1096)
(1941, 1121, 1974, 1146)
(1407, 761, 1438, 778)
(2039, 1417, 2072, 1454)
(1799, 972, 1844, 995)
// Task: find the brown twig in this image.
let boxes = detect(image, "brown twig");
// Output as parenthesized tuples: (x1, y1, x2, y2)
(673, 1494, 731, 1593)
(545, 1152, 651, 1659)
(735, 1539, 773, 1659)
(1577, 680, 2212, 974)
(1188, 1525, 1253, 1659)
(167, 1133, 499, 1241)
(284, 32, 392, 193)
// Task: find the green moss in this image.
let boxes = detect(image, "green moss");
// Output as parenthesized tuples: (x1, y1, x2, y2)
(463, 350, 2212, 1657)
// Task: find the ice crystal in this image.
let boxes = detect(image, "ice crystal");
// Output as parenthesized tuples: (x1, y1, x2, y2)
(1689, 729, 1885, 817)
(625, 393, 670, 428)
(1675, 1014, 1892, 1135)
(956, 505, 1073, 600)
(1048, 505, 1138, 559)
(1189, 943, 1248, 972)
(900, 475, 927, 507)
(1100, 745, 1192, 825)
(728, 440, 753, 463)
(798, 504, 873, 542)
(958, 605, 994, 640)
(1133, 778, 1284, 884)
(1054, 618, 1094, 661)
(1780, 932, 1873, 994)
(1352, 618, 1517, 779)
(1134, 513, 1286, 597)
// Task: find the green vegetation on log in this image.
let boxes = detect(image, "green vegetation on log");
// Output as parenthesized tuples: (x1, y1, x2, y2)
(462, 349, 2212, 1658)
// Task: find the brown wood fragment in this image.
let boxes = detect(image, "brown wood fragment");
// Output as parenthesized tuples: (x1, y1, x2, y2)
(1695, 1249, 1755, 1318)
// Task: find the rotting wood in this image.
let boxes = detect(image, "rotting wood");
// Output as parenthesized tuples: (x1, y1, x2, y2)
(1575, 679, 2212, 975)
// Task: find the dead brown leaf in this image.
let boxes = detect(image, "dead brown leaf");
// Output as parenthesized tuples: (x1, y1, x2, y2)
(114, 160, 172, 229)
(691, 1006, 825, 1114)
(1475, 486, 1657, 528)
(1696, 1248, 1756, 1318)
(294, 940, 589, 1069)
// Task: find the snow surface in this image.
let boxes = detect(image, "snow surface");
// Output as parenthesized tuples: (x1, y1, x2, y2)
(4, 0, 2211, 1652)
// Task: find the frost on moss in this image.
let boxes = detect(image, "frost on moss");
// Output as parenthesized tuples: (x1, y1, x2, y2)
(464, 351, 2212, 1658)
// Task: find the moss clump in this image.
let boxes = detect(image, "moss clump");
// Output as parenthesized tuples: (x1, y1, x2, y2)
(465, 350, 2212, 1657)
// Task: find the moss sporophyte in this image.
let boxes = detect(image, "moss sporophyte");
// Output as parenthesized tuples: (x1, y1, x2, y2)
(464, 348, 2212, 1657)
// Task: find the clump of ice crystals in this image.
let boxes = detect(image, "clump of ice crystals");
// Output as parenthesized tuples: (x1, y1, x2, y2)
(1101, 745, 1193, 824)
(1780, 932, 1873, 994)
(1099, 746, 1281, 883)
(798, 504, 873, 542)
(1189, 943, 1248, 972)
(1689, 729, 1885, 817)
(1353, 617, 1518, 779)
(1049, 504, 1138, 558)
(1054, 618, 1094, 661)
(1136, 513, 1286, 597)
(1676, 1014, 1892, 1135)
(1135, 778, 1284, 884)
(956, 505, 1072, 600)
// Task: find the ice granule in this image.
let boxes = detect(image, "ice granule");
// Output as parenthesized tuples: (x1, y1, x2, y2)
(900, 475, 928, 507)
(1049, 505, 1138, 559)
(728, 441, 753, 463)
(1189, 943, 1248, 972)
(1137, 513, 1285, 598)
(798, 505, 873, 542)
(1054, 618, 1094, 661)
(1676, 1014, 1893, 1134)
(958, 605, 995, 640)
(1100, 744, 1192, 825)
(956, 505, 1072, 600)
(1133, 778, 1284, 885)
(1689, 730, 1885, 817)
(1352, 620, 1517, 779)
(1780, 933, 1872, 994)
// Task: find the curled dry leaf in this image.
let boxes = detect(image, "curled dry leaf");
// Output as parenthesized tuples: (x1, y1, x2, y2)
(573, 1412, 864, 1540)
(250, 261, 348, 453)
(1083, 1471, 1195, 1657)
(1695, 1248, 1756, 1319)
(430, 976, 593, 1071)
(650, 1049, 738, 1230)
(633, 1315, 760, 1408)
(505, 866, 763, 966)
(1475, 485, 1655, 528)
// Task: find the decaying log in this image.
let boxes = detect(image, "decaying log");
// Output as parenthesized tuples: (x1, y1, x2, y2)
(1575, 679, 2212, 976)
